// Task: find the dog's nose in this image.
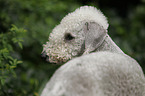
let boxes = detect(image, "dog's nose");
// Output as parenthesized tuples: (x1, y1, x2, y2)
(41, 52, 49, 60)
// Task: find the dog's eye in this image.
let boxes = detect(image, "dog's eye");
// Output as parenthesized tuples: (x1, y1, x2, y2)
(64, 33, 75, 41)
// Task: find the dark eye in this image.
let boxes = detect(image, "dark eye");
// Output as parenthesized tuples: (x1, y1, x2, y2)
(64, 33, 75, 41)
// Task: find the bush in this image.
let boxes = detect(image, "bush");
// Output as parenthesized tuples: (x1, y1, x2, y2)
(0, 25, 26, 95)
(0, 24, 26, 84)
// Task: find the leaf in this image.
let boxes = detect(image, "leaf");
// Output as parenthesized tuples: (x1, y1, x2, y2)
(1, 48, 9, 53)
(7, 56, 14, 60)
(6, 64, 10, 69)
(18, 42, 23, 49)
(10, 24, 18, 32)
(1, 79, 5, 85)
(9, 61, 13, 65)
(17, 61, 23, 64)
(10, 66, 16, 69)
(13, 59, 17, 65)
(12, 38, 18, 43)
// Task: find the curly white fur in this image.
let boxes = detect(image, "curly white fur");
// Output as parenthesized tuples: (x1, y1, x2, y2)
(61, 6, 109, 30)
(41, 52, 145, 96)
(41, 6, 145, 96)
(42, 6, 123, 63)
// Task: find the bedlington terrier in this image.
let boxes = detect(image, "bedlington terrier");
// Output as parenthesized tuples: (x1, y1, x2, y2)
(42, 6, 124, 64)
(41, 51, 145, 96)
(41, 6, 145, 96)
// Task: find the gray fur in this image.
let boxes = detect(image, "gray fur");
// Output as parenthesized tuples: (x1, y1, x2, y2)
(41, 52, 145, 96)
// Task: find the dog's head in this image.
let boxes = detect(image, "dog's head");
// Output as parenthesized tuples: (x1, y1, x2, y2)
(42, 6, 108, 64)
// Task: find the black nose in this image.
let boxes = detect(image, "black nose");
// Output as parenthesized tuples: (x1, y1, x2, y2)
(41, 52, 49, 60)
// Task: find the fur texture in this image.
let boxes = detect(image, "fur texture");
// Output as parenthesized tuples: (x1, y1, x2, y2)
(42, 6, 122, 64)
(41, 6, 145, 96)
(41, 51, 145, 96)
(61, 6, 109, 30)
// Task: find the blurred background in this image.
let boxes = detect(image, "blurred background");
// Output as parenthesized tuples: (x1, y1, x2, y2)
(0, 0, 145, 95)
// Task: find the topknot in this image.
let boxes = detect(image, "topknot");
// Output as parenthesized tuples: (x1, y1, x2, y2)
(61, 6, 109, 30)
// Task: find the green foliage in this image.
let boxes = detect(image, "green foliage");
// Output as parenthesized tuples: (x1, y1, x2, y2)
(0, 0, 79, 95)
(0, 0, 144, 96)
(0, 25, 26, 87)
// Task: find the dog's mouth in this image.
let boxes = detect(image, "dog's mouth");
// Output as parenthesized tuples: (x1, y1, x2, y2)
(48, 56, 64, 64)
(43, 54, 69, 64)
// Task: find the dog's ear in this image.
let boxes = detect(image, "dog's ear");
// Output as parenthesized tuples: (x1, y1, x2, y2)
(83, 22, 107, 54)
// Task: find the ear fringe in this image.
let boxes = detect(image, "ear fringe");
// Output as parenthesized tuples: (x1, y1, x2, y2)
(61, 6, 109, 30)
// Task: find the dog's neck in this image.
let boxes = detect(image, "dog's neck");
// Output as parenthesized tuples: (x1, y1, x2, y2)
(96, 34, 124, 54)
